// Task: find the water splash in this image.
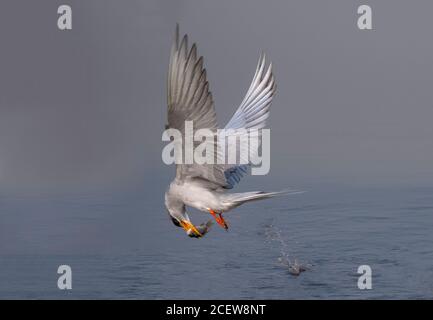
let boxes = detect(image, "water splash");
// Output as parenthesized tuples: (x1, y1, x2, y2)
(265, 223, 311, 276)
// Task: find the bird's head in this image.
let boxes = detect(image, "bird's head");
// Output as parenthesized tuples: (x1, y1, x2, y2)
(165, 189, 212, 238)
(166, 206, 206, 238)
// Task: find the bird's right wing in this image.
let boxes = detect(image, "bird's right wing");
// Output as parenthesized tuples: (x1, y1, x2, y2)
(219, 55, 276, 188)
(224, 54, 276, 131)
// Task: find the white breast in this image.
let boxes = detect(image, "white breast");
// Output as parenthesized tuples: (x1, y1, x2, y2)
(169, 180, 221, 212)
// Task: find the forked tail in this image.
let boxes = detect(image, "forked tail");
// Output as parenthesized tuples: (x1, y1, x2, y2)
(222, 189, 304, 208)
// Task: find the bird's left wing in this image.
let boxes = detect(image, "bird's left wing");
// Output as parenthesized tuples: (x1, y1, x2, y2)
(166, 25, 228, 187)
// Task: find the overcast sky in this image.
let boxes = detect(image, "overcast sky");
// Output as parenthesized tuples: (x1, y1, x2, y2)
(0, 0, 432, 194)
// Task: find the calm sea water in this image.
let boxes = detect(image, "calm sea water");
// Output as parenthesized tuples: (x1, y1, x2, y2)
(1, 185, 433, 299)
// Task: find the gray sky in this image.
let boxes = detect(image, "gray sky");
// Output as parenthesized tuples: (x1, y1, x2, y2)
(0, 0, 433, 194)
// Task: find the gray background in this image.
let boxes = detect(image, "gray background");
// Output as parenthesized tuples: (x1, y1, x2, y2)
(1, 0, 432, 195)
(1, 0, 433, 299)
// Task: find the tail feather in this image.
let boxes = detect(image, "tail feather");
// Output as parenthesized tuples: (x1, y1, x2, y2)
(223, 189, 304, 208)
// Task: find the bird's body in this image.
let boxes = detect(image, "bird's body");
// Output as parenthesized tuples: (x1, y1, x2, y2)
(166, 178, 224, 213)
(163, 25, 299, 237)
(166, 178, 294, 214)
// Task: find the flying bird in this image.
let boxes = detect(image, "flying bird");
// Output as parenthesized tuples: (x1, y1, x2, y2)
(164, 25, 298, 237)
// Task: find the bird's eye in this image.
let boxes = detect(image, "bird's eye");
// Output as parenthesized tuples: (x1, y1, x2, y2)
(171, 217, 181, 227)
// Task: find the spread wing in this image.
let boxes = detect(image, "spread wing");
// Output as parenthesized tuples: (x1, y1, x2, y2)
(219, 54, 276, 188)
(167, 25, 227, 187)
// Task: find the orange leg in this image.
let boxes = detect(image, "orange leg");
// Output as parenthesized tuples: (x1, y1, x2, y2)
(209, 209, 228, 230)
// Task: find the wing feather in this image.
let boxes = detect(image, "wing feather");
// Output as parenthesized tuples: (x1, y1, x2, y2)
(166, 26, 277, 189)
(166, 25, 226, 186)
(220, 54, 277, 189)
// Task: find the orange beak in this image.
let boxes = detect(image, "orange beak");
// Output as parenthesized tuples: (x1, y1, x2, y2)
(180, 220, 203, 237)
